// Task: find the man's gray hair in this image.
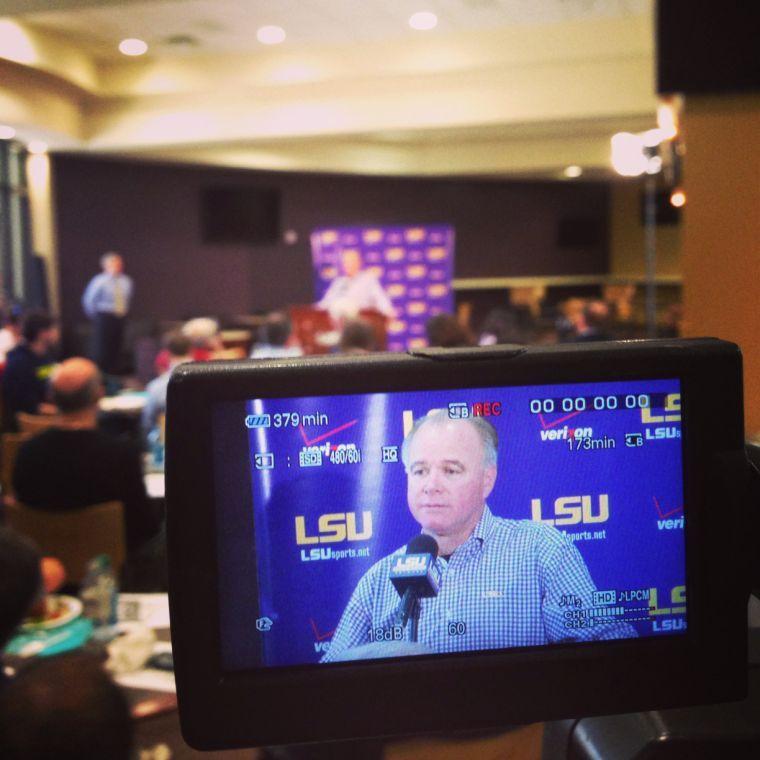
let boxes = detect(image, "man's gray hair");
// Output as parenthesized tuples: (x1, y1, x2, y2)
(400, 409, 498, 469)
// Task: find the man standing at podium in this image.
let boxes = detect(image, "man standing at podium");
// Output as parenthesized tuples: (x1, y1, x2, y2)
(318, 249, 395, 322)
(82, 251, 133, 375)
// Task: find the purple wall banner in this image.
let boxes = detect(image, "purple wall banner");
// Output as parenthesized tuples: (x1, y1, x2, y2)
(310, 225, 455, 351)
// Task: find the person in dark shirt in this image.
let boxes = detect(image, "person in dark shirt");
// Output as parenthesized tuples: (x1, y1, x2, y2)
(0, 528, 41, 669)
(0, 652, 134, 759)
(1, 311, 59, 431)
(13, 358, 161, 554)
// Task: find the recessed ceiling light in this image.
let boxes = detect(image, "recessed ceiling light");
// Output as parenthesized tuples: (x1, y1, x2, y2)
(27, 140, 48, 155)
(409, 11, 438, 31)
(563, 165, 583, 178)
(257, 25, 286, 45)
(0, 125, 16, 140)
(670, 189, 686, 208)
(119, 38, 148, 56)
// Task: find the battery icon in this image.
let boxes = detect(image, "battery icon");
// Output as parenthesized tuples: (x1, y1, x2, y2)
(246, 414, 271, 429)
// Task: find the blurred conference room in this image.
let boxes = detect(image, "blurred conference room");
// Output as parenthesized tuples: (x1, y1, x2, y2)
(0, 0, 757, 758)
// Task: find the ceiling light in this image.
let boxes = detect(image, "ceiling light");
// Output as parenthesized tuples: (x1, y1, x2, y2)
(0, 125, 16, 140)
(409, 11, 438, 30)
(563, 165, 583, 178)
(27, 140, 48, 155)
(119, 38, 148, 56)
(670, 189, 686, 208)
(257, 25, 286, 45)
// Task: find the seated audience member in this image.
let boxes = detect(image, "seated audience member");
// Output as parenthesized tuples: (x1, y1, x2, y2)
(143, 331, 192, 434)
(426, 314, 474, 348)
(339, 319, 378, 354)
(573, 300, 613, 342)
(154, 316, 222, 374)
(555, 297, 586, 342)
(251, 312, 303, 359)
(0, 308, 21, 365)
(13, 358, 161, 555)
(0, 528, 42, 676)
(477, 308, 524, 346)
(1, 311, 59, 431)
(0, 653, 133, 760)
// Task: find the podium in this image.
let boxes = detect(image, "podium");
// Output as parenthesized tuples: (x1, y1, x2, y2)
(289, 306, 388, 354)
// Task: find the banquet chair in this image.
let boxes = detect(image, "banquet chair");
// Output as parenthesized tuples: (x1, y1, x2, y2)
(6, 500, 126, 586)
(16, 411, 61, 435)
(0, 432, 29, 498)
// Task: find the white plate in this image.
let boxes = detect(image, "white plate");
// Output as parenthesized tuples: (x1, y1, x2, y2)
(99, 395, 146, 412)
(21, 595, 83, 631)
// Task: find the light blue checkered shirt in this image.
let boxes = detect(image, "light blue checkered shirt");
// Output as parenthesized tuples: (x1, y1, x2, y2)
(321, 506, 635, 662)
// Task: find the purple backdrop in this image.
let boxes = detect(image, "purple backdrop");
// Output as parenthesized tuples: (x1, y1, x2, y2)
(310, 225, 455, 351)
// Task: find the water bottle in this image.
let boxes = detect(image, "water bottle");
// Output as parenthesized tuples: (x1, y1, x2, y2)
(147, 426, 165, 470)
(80, 554, 118, 641)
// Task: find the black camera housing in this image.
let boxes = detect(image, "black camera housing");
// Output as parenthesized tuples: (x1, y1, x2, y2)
(166, 338, 748, 750)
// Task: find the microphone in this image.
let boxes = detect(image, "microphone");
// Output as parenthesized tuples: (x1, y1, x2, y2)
(389, 534, 440, 639)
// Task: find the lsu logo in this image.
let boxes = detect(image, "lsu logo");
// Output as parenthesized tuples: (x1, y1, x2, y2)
(295, 511, 373, 545)
(320, 230, 338, 244)
(652, 618, 687, 632)
(649, 585, 686, 616)
(363, 229, 383, 244)
(641, 393, 681, 424)
(408, 338, 427, 350)
(409, 323, 426, 335)
(531, 494, 610, 526)
(427, 284, 449, 298)
(388, 319, 407, 335)
(407, 301, 427, 316)
(365, 250, 381, 263)
(387, 284, 406, 298)
(367, 265, 385, 279)
(406, 265, 427, 280)
(429, 269, 446, 281)
(391, 555, 429, 574)
(426, 247, 446, 261)
(385, 247, 405, 262)
(405, 227, 425, 242)
(387, 269, 403, 281)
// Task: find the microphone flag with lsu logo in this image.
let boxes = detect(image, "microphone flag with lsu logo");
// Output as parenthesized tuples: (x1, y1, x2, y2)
(390, 534, 441, 632)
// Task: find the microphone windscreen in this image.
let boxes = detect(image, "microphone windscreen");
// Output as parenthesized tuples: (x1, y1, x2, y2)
(407, 533, 439, 559)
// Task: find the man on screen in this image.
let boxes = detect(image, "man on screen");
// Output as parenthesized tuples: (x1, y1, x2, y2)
(322, 410, 635, 663)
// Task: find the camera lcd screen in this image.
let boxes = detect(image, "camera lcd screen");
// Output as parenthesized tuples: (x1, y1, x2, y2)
(213, 378, 685, 672)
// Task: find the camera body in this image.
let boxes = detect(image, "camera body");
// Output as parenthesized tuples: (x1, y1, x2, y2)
(166, 339, 748, 749)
